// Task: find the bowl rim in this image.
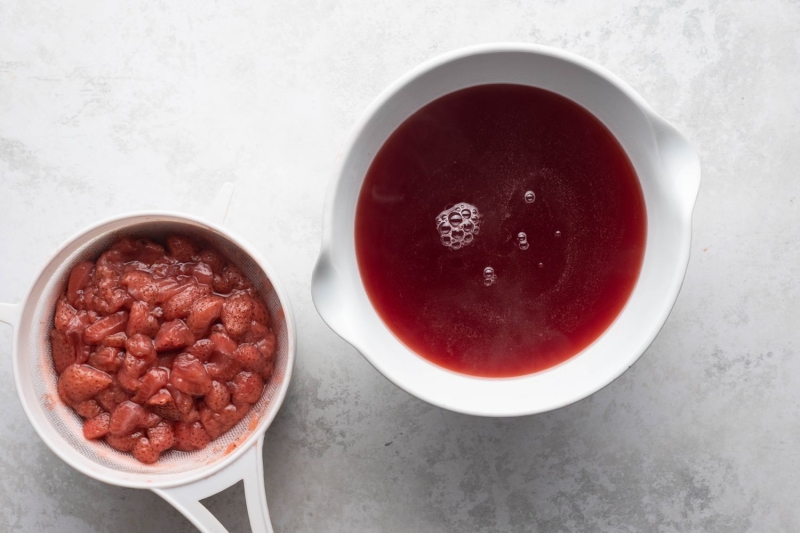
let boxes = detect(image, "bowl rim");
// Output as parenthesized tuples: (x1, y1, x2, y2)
(313, 42, 698, 417)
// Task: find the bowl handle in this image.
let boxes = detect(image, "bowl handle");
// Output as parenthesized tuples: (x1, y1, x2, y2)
(153, 435, 273, 533)
(649, 113, 702, 218)
(311, 250, 353, 341)
(0, 302, 19, 329)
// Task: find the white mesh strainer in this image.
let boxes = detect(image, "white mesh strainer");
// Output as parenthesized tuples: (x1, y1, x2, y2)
(0, 184, 296, 533)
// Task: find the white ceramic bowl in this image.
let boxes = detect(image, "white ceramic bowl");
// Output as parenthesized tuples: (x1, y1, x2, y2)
(312, 43, 700, 417)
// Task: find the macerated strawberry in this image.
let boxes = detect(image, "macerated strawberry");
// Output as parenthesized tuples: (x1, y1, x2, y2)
(205, 352, 242, 381)
(233, 343, 265, 374)
(251, 298, 270, 327)
(166, 384, 195, 415)
(74, 399, 104, 419)
(212, 273, 233, 294)
(88, 346, 124, 373)
(190, 262, 214, 285)
(109, 237, 137, 257)
(132, 436, 160, 464)
(68, 261, 94, 308)
(147, 422, 175, 453)
(50, 328, 76, 374)
(199, 402, 249, 439)
(173, 421, 211, 451)
(204, 381, 230, 412)
(154, 276, 194, 303)
(126, 301, 159, 338)
(166, 235, 198, 263)
(55, 297, 78, 334)
(147, 388, 181, 420)
(170, 353, 212, 396)
(133, 239, 166, 266)
(59, 364, 113, 402)
(102, 331, 128, 349)
(163, 284, 210, 321)
(243, 321, 270, 343)
(131, 368, 169, 404)
(126, 333, 157, 361)
(106, 430, 143, 452)
(209, 330, 238, 357)
(196, 250, 225, 274)
(186, 295, 224, 338)
(120, 270, 158, 305)
(222, 266, 249, 291)
(143, 412, 162, 428)
(118, 353, 149, 391)
(221, 293, 254, 338)
(83, 412, 110, 440)
(109, 401, 146, 436)
(84, 311, 128, 344)
(156, 352, 177, 370)
(255, 330, 276, 362)
(231, 372, 264, 405)
(154, 320, 194, 352)
(187, 339, 215, 361)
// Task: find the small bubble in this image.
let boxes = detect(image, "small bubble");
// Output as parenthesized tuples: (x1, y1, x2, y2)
(483, 267, 494, 277)
(448, 212, 463, 226)
(461, 209, 471, 219)
(517, 232, 527, 241)
(464, 233, 474, 244)
(519, 241, 529, 250)
(524, 191, 535, 203)
(438, 223, 451, 234)
(538, 262, 544, 268)
(483, 278, 494, 286)
(554, 230, 561, 238)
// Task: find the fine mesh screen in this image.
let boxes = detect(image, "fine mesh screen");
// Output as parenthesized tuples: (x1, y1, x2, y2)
(27, 219, 289, 476)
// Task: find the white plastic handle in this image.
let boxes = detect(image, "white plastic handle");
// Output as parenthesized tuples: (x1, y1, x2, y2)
(0, 302, 20, 328)
(153, 435, 273, 533)
(649, 114, 701, 218)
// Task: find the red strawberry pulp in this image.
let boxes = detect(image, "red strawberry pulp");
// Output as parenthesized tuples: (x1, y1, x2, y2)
(51, 235, 277, 464)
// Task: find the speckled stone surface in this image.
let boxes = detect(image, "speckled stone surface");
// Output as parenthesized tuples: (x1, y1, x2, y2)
(0, 1, 798, 531)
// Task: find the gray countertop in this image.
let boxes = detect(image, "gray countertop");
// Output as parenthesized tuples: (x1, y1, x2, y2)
(1, 1, 798, 531)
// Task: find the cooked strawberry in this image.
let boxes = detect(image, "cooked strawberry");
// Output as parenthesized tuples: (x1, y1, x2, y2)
(55, 297, 78, 334)
(222, 266, 249, 291)
(156, 352, 177, 370)
(109, 401, 146, 436)
(131, 368, 169, 404)
(59, 364, 113, 402)
(166, 235, 198, 263)
(84, 311, 128, 344)
(221, 293, 254, 338)
(133, 239, 166, 265)
(126, 333, 156, 361)
(146, 388, 181, 420)
(120, 270, 158, 305)
(101, 331, 128, 348)
(67, 261, 94, 308)
(206, 352, 242, 381)
(204, 380, 231, 412)
(209, 330, 237, 357)
(147, 422, 175, 453)
(132, 436, 160, 464)
(231, 372, 264, 405)
(255, 330, 276, 362)
(83, 412, 110, 440)
(74, 399, 104, 419)
(143, 412, 162, 428)
(170, 353, 212, 396)
(154, 320, 194, 352)
(118, 353, 149, 391)
(199, 402, 249, 439)
(106, 430, 143, 452)
(187, 339, 215, 361)
(154, 276, 194, 303)
(212, 273, 233, 294)
(190, 262, 214, 285)
(163, 284, 210, 321)
(196, 250, 225, 274)
(233, 343, 265, 374)
(109, 237, 137, 258)
(50, 328, 76, 374)
(126, 301, 159, 338)
(251, 298, 270, 327)
(186, 295, 224, 338)
(259, 359, 274, 381)
(166, 384, 195, 415)
(243, 321, 270, 343)
(173, 421, 211, 451)
(88, 346, 123, 373)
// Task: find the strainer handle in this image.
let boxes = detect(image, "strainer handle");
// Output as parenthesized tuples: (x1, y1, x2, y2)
(0, 302, 19, 328)
(153, 435, 274, 533)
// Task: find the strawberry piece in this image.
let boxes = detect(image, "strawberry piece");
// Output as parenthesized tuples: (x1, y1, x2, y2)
(120, 270, 158, 305)
(259, 359, 274, 381)
(109, 401, 146, 436)
(187, 339, 215, 361)
(221, 293, 254, 338)
(242, 320, 269, 343)
(251, 298, 270, 327)
(156, 352, 177, 370)
(144, 412, 162, 428)
(133, 239, 166, 265)
(55, 297, 78, 334)
(147, 388, 181, 420)
(233, 343, 266, 374)
(59, 364, 112, 402)
(83, 412, 110, 440)
(204, 381, 231, 412)
(126, 301, 159, 338)
(67, 261, 94, 308)
(173, 421, 211, 451)
(206, 352, 242, 381)
(102, 331, 128, 348)
(84, 311, 128, 344)
(209, 330, 237, 357)
(109, 237, 137, 258)
(196, 250, 225, 274)
(74, 399, 104, 419)
(165, 384, 195, 417)
(186, 295, 224, 338)
(166, 235, 198, 263)
(126, 333, 157, 361)
(190, 263, 214, 285)
(212, 273, 233, 294)
(199, 402, 249, 439)
(89, 346, 124, 373)
(118, 353, 149, 391)
(231, 372, 264, 405)
(163, 283, 210, 321)
(147, 422, 175, 453)
(106, 430, 143, 452)
(131, 368, 169, 404)
(154, 276, 194, 303)
(154, 320, 194, 352)
(255, 330, 276, 362)
(222, 266, 249, 291)
(170, 353, 212, 396)
(50, 328, 76, 374)
(132, 437, 160, 464)
(95, 383, 129, 412)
